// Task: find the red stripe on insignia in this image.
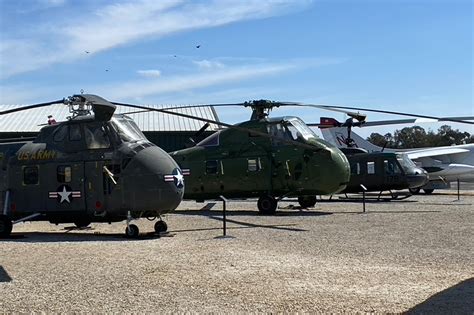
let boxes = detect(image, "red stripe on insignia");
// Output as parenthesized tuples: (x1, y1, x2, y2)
(182, 169, 190, 175)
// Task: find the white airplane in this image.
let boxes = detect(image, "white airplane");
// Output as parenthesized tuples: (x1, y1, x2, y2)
(318, 117, 474, 194)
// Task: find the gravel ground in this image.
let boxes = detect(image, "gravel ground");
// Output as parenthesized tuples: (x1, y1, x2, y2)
(1, 192, 473, 313)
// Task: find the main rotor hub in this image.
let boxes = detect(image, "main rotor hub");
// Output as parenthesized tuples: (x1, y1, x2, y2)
(64, 95, 93, 118)
(244, 99, 280, 120)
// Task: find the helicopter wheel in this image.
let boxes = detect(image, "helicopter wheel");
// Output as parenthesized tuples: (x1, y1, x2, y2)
(0, 215, 13, 238)
(154, 220, 168, 233)
(257, 195, 277, 215)
(125, 224, 139, 238)
(298, 196, 317, 208)
(409, 188, 421, 194)
(423, 189, 434, 195)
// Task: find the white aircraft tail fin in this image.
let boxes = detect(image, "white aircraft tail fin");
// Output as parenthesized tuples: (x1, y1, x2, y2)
(318, 117, 393, 153)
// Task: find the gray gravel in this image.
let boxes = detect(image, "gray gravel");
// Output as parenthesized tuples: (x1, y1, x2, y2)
(1, 192, 473, 313)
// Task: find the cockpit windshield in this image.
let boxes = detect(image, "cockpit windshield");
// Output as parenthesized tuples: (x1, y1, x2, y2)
(109, 116, 147, 143)
(268, 117, 318, 143)
(286, 118, 318, 141)
(396, 153, 417, 170)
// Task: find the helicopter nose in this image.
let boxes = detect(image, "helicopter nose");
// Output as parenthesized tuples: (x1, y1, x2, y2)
(406, 169, 429, 189)
(121, 146, 184, 211)
(317, 148, 350, 194)
(329, 149, 351, 193)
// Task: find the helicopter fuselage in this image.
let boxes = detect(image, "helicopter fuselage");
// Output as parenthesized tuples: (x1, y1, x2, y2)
(0, 115, 184, 225)
(341, 151, 429, 193)
(170, 117, 350, 203)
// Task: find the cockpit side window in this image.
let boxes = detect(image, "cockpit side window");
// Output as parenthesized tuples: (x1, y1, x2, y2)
(84, 123, 111, 149)
(268, 123, 292, 146)
(69, 124, 82, 141)
(197, 131, 220, 147)
(384, 159, 402, 175)
(53, 125, 68, 142)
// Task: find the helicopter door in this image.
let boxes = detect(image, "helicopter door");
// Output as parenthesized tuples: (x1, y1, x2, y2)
(44, 163, 85, 212)
(360, 159, 384, 191)
(382, 158, 403, 189)
(84, 161, 106, 214)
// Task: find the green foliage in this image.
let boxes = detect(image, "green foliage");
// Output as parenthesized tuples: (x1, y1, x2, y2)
(367, 125, 474, 148)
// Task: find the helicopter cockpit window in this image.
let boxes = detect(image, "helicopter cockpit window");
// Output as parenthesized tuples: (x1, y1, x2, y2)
(23, 166, 39, 185)
(384, 159, 402, 175)
(397, 153, 417, 170)
(84, 124, 111, 149)
(57, 166, 72, 183)
(53, 125, 68, 142)
(69, 125, 82, 141)
(109, 117, 146, 143)
(286, 118, 318, 142)
(197, 131, 220, 147)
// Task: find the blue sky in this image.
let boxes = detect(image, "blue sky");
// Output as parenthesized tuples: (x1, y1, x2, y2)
(0, 0, 472, 138)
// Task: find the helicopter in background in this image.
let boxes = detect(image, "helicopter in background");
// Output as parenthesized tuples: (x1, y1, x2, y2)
(313, 111, 474, 195)
(121, 100, 351, 214)
(0, 94, 184, 238)
(308, 116, 429, 199)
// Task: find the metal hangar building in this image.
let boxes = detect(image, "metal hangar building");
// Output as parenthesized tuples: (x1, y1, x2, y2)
(0, 103, 221, 152)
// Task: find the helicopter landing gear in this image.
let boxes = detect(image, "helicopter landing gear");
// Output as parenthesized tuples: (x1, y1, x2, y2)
(125, 211, 139, 238)
(258, 195, 277, 215)
(154, 220, 168, 233)
(409, 187, 421, 194)
(298, 195, 317, 208)
(0, 215, 13, 238)
(125, 224, 139, 238)
(74, 219, 91, 228)
(423, 189, 434, 194)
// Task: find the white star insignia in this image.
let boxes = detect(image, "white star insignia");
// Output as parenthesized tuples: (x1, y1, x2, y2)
(174, 172, 184, 187)
(58, 186, 72, 203)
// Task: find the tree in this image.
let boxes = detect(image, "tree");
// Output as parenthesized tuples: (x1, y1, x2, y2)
(394, 126, 429, 148)
(367, 125, 473, 148)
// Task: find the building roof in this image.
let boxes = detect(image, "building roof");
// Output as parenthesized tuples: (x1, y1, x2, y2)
(0, 103, 221, 133)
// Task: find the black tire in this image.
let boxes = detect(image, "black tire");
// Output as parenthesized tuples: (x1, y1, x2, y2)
(409, 187, 421, 194)
(74, 219, 91, 228)
(298, 196, 317, 208)
(154, 220, 168, 233)
(0, 215, 13, 238)
(423, 189, 434, 195)
(257, 195, 277, 215)
(125, 224, 139, 238)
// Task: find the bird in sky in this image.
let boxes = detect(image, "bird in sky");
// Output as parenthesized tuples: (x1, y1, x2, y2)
(196, 45, 201, 48)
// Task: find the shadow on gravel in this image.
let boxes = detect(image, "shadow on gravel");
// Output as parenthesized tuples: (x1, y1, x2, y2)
(0, 266, 12, 283)
(406, 278, 474, 314)
(0, 231, 162, 243)
(174, 209, 333, 217)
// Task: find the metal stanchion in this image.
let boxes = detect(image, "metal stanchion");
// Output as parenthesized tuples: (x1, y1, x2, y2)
(219, 195, 228, 236)
(360, 184, 367, 213)
(457, 178, 460, 201)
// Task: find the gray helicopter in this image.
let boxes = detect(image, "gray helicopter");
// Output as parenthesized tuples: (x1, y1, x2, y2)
(0, 94, 184, 238)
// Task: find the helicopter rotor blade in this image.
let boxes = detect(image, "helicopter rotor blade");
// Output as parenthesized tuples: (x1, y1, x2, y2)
(114, 102, 247, 115)
(307, 116, 474, 128)
(111, 101, 323, 152)
(291, 103, 474, 125)
(0, 99, 65, 116)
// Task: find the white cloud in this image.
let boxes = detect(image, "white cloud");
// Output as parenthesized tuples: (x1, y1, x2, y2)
(96, 62, 299, 100)
(137, 69, 162, 78)
(0, 0, 311, 78)
(193, 60, 225, 70)
(38, 0, 66, 7)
